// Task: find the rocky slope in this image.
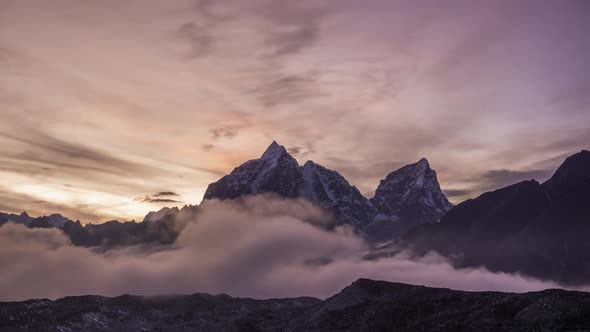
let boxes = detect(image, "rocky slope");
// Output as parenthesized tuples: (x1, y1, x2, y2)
(2, 278, 590, 332)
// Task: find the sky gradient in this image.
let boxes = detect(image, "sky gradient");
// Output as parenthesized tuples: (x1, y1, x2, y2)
(1, 0, 589, 223)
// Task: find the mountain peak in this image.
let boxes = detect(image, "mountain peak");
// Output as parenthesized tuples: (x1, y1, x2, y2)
(261, 141, 288, 160)
(417, 157, 430, 166)
(410, 158, 431, 173)
(302, 160, 322, 169)
(203, 140, 302, 201)
(378, 158, 433, 187)
(369, 158, 453, 238)
(543, 149, 590, 199)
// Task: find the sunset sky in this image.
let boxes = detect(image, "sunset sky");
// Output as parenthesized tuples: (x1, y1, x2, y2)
(1, 0, 589, 223)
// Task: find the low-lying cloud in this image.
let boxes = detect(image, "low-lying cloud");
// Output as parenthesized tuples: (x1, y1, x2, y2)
(0, 196, 577, 302)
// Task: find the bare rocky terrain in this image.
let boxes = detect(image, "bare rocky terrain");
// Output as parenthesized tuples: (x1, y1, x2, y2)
(2, 278, 590, 331)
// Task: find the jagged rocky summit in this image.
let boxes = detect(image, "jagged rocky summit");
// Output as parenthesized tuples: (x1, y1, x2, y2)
(203, 141, 453, 242)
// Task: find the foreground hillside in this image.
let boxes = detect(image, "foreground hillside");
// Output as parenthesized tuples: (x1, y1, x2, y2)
(2, 279, 590, 331)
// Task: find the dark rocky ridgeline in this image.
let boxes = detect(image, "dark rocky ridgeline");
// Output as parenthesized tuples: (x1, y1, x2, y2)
(0, 205, 198, 248)
(28, 216, 54, 229)
(203, 141, 453, 242)
(61, 205, 198, 248)
(0, 212, 74, 229)
(61, 219, 178, 248)
(0, 212, 34, 227)
(398, 150, 590, 285)
(2, 279, 590, 331)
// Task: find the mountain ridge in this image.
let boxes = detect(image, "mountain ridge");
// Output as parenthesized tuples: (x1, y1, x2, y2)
(2, 278, 590, 331)
(1, 141, 453, 243)
(202, 141, 453, 241)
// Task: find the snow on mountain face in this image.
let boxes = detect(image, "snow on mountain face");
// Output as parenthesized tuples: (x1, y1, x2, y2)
(301, 161, 376, 229)
(371, 158, 452, 220)
(203, 141, 303, 200)
(202, 142, 453, 241)
(366, 158, 453, 242)
(203, 142, 375, 228)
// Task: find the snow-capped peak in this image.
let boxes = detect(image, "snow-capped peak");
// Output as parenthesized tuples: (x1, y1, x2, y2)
(370, 158, 453, 230)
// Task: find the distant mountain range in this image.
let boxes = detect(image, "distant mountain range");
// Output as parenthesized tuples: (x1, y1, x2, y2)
(2, 143, 590, 285)
(0, 206, 196, 248)
(0, 212, 71, 229)
(3, 278, 590, 331)
(1, 141, 452, 244)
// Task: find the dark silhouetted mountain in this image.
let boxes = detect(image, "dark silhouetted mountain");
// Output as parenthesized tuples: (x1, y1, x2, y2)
(399, 150, 590, 285)
(543, 149, 590, 200)
(46, 214, 72, 228)
(3, 278, 590, 331)
(0, 212, 73, 229)
(0, 212, 34, 226)
(28, 216, 54, 229)
(0, 211, 187, 248)
(61, 215, 187, 248)
(203, 141, 452, 241)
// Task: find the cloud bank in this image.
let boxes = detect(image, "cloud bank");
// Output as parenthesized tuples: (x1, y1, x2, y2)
(0, 196, 573, 302)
